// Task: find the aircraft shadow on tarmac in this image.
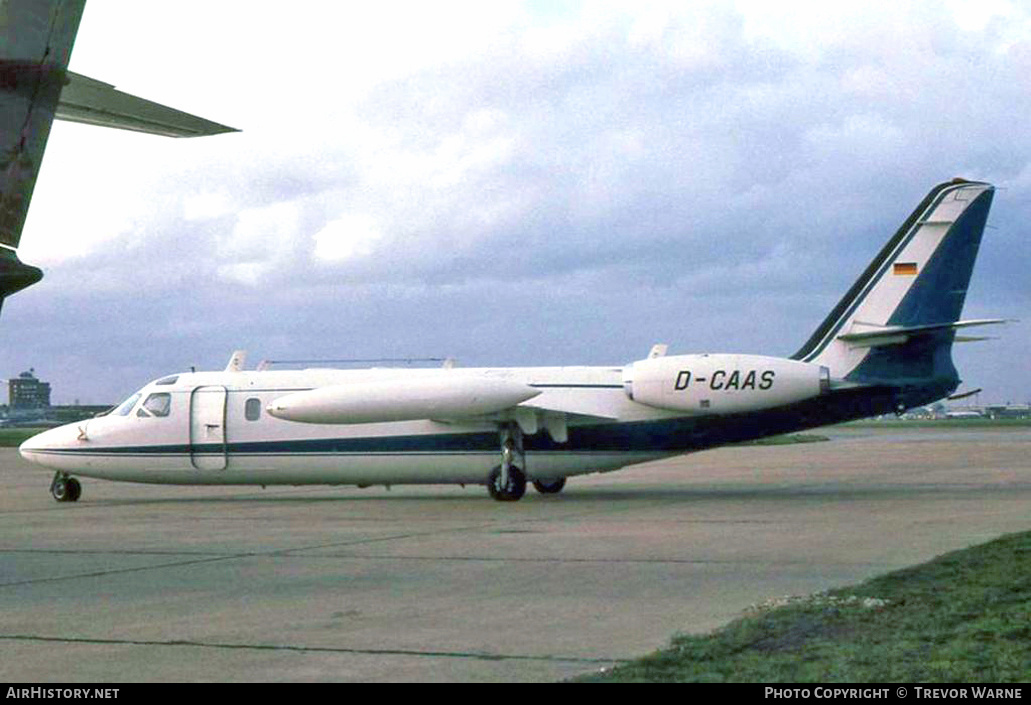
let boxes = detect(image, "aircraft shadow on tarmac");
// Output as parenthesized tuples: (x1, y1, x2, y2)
(71, 481, 1010, 508)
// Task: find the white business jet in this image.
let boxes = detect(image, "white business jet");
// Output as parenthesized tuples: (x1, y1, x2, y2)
(20, 179, 1005, 501)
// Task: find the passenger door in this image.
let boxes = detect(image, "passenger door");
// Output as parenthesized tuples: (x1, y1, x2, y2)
(189, 386, 227, 470)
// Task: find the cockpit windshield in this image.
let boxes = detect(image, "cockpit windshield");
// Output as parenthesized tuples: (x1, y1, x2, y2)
(112, 392, 143, 417)
(137, 393, 171, 418)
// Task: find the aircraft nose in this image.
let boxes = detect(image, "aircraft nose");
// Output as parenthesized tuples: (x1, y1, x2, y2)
(19, 424, 81, 465)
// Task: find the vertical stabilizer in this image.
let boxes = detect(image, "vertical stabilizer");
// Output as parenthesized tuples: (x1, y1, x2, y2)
(0, 0, 86, 303)
(793, 179, 995, 392)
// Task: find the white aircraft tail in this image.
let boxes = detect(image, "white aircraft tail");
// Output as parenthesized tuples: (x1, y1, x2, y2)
(792, 179, 998, 392)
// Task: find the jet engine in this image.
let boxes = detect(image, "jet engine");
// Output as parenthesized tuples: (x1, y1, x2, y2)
(622, 354, 829, 415)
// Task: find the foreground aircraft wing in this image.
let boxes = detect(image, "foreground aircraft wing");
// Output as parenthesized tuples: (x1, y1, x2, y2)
(0, 0, 237, 311)
(0, 0, 84, 301)
(57, 72, 238, 138)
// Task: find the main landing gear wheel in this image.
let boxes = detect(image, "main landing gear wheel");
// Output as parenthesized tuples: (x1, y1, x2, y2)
(51, 474, 82, 503)
(532, 477, 566, 494)
(489, 422, 527, 501)
(487, 465, 527, 501)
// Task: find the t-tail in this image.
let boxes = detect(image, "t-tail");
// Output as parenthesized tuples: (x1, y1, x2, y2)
(0, 0, 237, 313)
(792, 178, 1002, 413)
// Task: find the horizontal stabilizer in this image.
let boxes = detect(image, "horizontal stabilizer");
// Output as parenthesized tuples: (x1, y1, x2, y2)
(57, 72, 238, 138)
(837, 319, 1007, 349)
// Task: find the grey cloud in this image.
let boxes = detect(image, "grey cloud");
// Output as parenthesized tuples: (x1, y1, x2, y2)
(7, 3, 1030, 404)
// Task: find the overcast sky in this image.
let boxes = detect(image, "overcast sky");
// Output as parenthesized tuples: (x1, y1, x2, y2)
(2, 0, 1029, 405)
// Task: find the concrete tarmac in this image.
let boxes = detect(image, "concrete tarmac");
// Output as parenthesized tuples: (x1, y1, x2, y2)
(1, 425, 1028, 682)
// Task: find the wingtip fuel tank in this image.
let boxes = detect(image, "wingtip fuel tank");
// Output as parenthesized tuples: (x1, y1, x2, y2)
(267, 375, 542, 425)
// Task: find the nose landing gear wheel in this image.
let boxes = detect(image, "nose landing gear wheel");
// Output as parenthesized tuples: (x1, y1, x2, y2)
(51, 474, 82, 502)
(487, 465, 526, 501)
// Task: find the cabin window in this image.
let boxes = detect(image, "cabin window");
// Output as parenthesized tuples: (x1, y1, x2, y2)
(245, 398, 262, 421)
(113, 393, 142, 416)
(137, 393, 172, 418)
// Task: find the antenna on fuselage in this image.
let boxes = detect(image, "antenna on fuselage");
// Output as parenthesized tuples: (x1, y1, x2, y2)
(225, 350, 247, 372)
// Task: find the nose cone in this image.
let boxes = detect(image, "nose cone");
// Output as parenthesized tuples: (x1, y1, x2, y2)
(19, 424, 81, 466)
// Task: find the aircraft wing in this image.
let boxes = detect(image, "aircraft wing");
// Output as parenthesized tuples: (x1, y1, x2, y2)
(0, 0, 238, 309)
(516, 390, 620, 421)
(500, 393, 622, 443)
(57, 72, 238, 138)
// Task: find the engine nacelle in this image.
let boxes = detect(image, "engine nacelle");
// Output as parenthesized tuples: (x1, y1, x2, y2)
(622, 354, 829, 415)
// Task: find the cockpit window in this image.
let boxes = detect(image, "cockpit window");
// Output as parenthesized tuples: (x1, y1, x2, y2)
(155, 375, 179, 386)
(113, 393, 142, 417)
(137, 393, 172, 418)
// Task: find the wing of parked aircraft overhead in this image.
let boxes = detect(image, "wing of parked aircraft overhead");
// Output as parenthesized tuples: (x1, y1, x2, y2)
(0, 0, 238, 312)
(56, 72, 239, 138)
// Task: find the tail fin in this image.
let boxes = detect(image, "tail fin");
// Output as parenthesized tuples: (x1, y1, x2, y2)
(792, 179, 996, 393)
(0, 0, 85, 304)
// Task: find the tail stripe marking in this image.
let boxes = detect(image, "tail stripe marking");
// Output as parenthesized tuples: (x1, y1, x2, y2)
(798, 182, 987, 364)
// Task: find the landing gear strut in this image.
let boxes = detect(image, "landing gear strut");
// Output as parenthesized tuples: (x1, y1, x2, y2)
(50, 472, 81, 502)
(487, 424, 526, 501)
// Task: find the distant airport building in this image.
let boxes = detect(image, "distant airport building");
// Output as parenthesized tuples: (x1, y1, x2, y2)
(985, 404, 1031, 419)
(9, 369, 51, 410)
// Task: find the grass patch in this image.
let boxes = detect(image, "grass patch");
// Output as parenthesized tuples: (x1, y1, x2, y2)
(842, 418, 1031, 429)
(0, 428, 47, 447)
(579, 531, 1031, 682)
(737, 433, 829, 446)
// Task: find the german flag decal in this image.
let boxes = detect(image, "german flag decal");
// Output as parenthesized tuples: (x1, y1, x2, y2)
(893, 262, 918, 276)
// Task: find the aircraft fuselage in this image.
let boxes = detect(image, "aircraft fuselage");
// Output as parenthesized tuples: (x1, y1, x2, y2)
(20, 357, 869, 489)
